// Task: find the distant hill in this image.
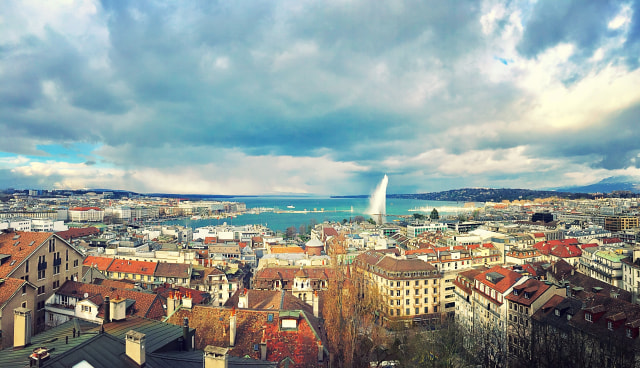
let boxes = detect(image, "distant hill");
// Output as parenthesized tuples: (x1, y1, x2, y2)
(554, 176, 640, 194)
(334, 188, 594, 202)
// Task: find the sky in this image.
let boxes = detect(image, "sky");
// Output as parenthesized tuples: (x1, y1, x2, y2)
(2, 0, 640, 196)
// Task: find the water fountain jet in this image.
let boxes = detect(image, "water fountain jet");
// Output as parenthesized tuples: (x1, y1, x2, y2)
(366, 175, 388, 224)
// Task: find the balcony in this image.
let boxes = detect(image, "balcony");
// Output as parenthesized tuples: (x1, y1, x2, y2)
(53, 258, 62, 266)
(37, 261, 47, 270)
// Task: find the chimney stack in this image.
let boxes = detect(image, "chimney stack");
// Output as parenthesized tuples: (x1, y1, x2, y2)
(313, 290, 319, 318)
(229, 308, 237, 347)
(260, 329, 267, 360)
(110, 296, 127, 321)
(183, 291, 193, 310)
(104, 296, 111, 323)
(318, 341, 324, 362)
(125, 330, 146, 366)
(238, 289, 248, 308)
(183, 317, 191, 351)
(13, 307, 32, 348)
(204, 346, 229, 368)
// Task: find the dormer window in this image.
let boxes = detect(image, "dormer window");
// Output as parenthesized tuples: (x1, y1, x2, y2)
(608, 321, 613, 330)
(627, 328, 633, 338)
(585, 313, 592, 322)
(524, 292, 530, 299)
(554, 309, 560, 317)
(513, 289, 518, 296)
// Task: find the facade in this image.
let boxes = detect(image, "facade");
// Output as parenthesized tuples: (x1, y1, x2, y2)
(0, 278, 37, 349)
(605, 216, 639, 232)
(505, 278, 563, 364)
(353, 250, 442, 326)
(471, 266, 526, 365)
(0, 231, 84, 333)
(68, 207, 105, 222)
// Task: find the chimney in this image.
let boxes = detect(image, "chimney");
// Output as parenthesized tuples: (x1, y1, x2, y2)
(111, 296, 127, 321)
(318, 341, 324, 362)
(125, 330, 146, 366)
(183, 291, 193, 310)
(260, 329, 267, 360)
(104, 296, 111, 323)
(183, 317, 191, 351)
(204, 346, 229, 368)
(238, 289, 248, 308)
(166, 292, 176, 316)
(13, 307, 32, 348)
(229, 308, 237, 347)
(313, 290, 319, 318)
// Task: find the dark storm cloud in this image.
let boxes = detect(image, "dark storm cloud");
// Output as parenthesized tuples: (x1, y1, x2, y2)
(518, 0, 640, 71)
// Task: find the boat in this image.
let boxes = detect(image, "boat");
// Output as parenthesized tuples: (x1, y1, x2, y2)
(287, 205, 295, 209)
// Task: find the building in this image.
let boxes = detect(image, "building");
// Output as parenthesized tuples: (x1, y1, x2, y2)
(505, 278, 563, 364)
(353, 250, 442, 326)
(471, 266, 526, 365)
(68, 207, 105, 222)
(0, 278, 36, 349)
(605, 216, 639, 232)
(0, 231, 84, 333)
(45, 280, 166, 327)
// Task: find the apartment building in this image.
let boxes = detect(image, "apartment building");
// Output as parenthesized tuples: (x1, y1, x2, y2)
(353, 250, 442, 326)
(0, 231, 84, 333)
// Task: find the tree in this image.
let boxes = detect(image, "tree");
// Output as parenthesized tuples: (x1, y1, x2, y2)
(430, 208, 439, 220)
(285, 226, 296, 239)
(298, 224, 306, 236)
(367, 218, 376, 225)
(413, 213, 426, 220)
(324, 262, 388, 367)
(354, 215, 365, 224)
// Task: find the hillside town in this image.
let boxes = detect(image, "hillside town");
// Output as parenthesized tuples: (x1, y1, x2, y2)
(1, 191, 640, 367)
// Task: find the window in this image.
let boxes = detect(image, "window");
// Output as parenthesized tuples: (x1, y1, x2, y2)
(405, 299, 410, 305)
(25, 260, 29, 273)
(38, 269, 46, 280)
(415, 307, 419, 314)
(405, 308, 410, 315)
(608, 321, 613, 330)
(53, 280, 60, 289)
(22, 285, 27, 294)
(49, 239, 55, 252)
(81, 305, 92, 313)
(424, 307, 428, 313)
(38, 286, 45, 295)
(627, 328, 633, 338)
(73, 259, 79, 267)
(555, 309, 560, 316)
(585, 313, 592, 322)
(415, 298, 419, 305)
(405, 290, 409, 296)
(53, 265, 60, 275)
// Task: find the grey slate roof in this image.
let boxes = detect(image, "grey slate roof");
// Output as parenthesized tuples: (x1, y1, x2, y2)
(0, 319, 99, 368)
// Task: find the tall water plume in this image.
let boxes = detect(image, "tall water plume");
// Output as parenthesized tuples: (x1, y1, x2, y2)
(366, 174, 388, 224)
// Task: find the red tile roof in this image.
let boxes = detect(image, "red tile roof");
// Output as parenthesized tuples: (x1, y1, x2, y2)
(168, 305, 325, 367)
(154, 262, 191, 278)
(0, 278, 29, 308)
(155, 284, 210, 305)
(56, 227, 100, 240)
(57, 280, 165, 320)
(475, 265, 523, 294)
(0, 231, 53, 278)
(505, 278, 551, 306)
(107, 259, 157, 276)
(270, 246, 305, 254)
(83, 256, 115, 271)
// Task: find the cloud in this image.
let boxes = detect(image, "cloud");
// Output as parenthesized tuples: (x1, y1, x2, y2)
(1, 0, 640, 194)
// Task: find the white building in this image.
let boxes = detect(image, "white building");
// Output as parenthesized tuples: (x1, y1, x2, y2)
(68, 207, 104, 222)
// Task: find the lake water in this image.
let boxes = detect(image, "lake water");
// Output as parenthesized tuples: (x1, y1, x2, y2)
(163, 197, 477, 232)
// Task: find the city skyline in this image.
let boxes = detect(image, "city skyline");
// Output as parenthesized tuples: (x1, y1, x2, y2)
(2, 1, 640, 195)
